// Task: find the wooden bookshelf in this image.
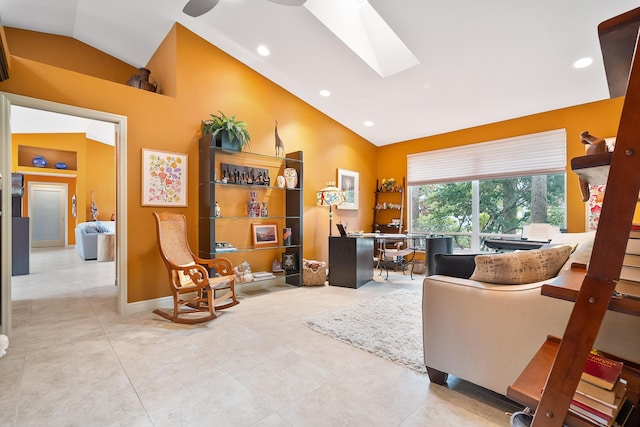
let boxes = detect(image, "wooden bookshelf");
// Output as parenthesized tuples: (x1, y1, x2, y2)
(541, 264, 640, 316)
(508, 336, 640, 427)
(570, 152, 612, 186)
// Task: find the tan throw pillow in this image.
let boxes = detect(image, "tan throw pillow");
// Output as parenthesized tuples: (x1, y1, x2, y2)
(470, 245, 572, 284)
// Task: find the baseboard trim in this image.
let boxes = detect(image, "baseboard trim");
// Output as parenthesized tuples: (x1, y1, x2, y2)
(123, 296, 172, 316)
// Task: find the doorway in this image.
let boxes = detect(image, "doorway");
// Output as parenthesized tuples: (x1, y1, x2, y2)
(28, 182, 67, 248)
(0, 93, 129, 336)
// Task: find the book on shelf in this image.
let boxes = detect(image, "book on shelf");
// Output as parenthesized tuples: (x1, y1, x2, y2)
(251, 271, 276, 281)
(581, 352, 624, 390)
(622, 253, 640, 268)
(626, 238, 640, 255)
(573, 386, 626, 417)
(577, 377, 627, 405)
(620, 265, 640, 282)
(570, 399, 615, 426)
(215, 246, 238, 253)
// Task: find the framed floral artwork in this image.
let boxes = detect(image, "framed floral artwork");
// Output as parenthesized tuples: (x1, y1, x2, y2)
(587, 184, 605, 231)
(337, 168, 359, 210)
(142, 148, 188, 207)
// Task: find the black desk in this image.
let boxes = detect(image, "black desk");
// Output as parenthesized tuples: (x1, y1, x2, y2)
(329, 237, 374, 288)
(484, 239, 547, 252)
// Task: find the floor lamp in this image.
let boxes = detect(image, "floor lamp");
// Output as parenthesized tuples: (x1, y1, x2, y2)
(316, 184, 346, 236)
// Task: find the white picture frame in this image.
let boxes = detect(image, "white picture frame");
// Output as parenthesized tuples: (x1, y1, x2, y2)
(141, 148, 188, 207)
(337, 168, 359, 210)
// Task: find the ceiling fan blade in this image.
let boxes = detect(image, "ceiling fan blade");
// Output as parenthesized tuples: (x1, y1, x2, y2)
(183, 0, 221, 17)
(267, 0, 307, 5)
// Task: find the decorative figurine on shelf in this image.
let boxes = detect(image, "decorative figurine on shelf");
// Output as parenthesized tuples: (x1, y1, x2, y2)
(276, 175, 286, 188)
(578, 131, 611, 202)
(90, 191, 98, 221)
(32, 155, 47, 168)
(275, 120, 285, 159)
(272, 259, 283, 273)
(215, 201, 221, 217)
(261, 202, 268, 217)
(381, 178, 397, 192)
(283, 227, 292, 246)
(284, 167, 298, 189)
(233, 261, 254, 283)
(248, 191, 260, 217)
(126, 67, 158, 92)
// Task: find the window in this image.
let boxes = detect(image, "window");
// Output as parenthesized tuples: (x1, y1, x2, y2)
(407, 130, 566, 252)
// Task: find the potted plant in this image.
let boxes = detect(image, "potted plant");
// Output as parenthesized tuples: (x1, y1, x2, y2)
(202, 111, 251, 152)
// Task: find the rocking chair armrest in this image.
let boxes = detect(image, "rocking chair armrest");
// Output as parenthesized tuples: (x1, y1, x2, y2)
(194, 256, 235, 276)
(172, 263, 210, 288)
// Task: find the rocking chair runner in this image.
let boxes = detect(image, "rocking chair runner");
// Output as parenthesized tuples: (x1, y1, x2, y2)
(152, 212, 239, 324)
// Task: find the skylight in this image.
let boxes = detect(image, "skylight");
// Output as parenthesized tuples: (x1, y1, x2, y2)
(304, 0, 420, 78)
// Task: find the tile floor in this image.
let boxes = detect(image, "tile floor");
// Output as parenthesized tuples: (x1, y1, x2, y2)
(1, 247, 521, 426)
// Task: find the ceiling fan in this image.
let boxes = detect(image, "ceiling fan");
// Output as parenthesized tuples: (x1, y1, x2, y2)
(183, 0, 307, 17)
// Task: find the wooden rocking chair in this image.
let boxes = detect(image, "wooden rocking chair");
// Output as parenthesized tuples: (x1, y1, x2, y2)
(152, 212, 238, 324)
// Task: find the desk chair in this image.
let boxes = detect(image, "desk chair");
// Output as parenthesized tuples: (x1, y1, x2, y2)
(377, 239, 417, 280)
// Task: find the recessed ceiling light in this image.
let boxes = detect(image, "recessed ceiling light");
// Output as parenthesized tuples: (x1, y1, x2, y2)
(257, 45, 270, 56)
(573, 57, 593, 69)
(320, 89, 331, 97)
(364, 121, 374, 127)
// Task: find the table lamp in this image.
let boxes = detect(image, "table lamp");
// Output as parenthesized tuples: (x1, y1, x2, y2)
(316, 183, 346, 236)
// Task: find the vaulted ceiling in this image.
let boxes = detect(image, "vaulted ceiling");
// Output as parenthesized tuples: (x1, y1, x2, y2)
(1, 0, 637, 145)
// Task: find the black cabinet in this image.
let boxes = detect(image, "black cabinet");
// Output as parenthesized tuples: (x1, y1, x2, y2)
(12, 217, 30, 276)
(328, 237, 374, 288)
(0, 216, 30, 276)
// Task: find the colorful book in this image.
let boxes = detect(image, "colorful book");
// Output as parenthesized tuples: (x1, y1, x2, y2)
(577, 378, 627, 405)
(581, 352, 623, 391)
(570, 400, 613, 426)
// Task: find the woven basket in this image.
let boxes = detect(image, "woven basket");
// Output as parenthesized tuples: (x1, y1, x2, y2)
(303, 262, 326, 286)
(413, 260, 426, 274)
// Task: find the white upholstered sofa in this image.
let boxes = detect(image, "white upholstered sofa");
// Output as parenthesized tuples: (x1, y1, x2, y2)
(75, 221, 116, 260)
(422, 232, 640, 396)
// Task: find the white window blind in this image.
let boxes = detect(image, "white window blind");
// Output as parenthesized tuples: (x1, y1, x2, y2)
(407, 129, 566, 185)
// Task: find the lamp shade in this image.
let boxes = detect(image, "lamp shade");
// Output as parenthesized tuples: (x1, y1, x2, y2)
(316, 185, 346, 207)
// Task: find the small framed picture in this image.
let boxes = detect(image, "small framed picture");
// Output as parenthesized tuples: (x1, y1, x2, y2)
(251, 223, 278, 247)
(282, 252, 298, 272)
(337, 168, 359, 210)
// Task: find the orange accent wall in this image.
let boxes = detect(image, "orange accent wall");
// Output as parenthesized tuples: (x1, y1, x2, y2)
(4, 27, 136, 84)
(0, 24, 377, 303)
(377, 98, 626, 233)
(86, 139, 116, 221)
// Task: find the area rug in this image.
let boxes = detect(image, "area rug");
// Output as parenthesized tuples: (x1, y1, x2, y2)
(304, 289, 426, 374)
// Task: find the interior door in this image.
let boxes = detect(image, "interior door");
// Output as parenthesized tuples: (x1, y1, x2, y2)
(28, 183, 67, 247)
